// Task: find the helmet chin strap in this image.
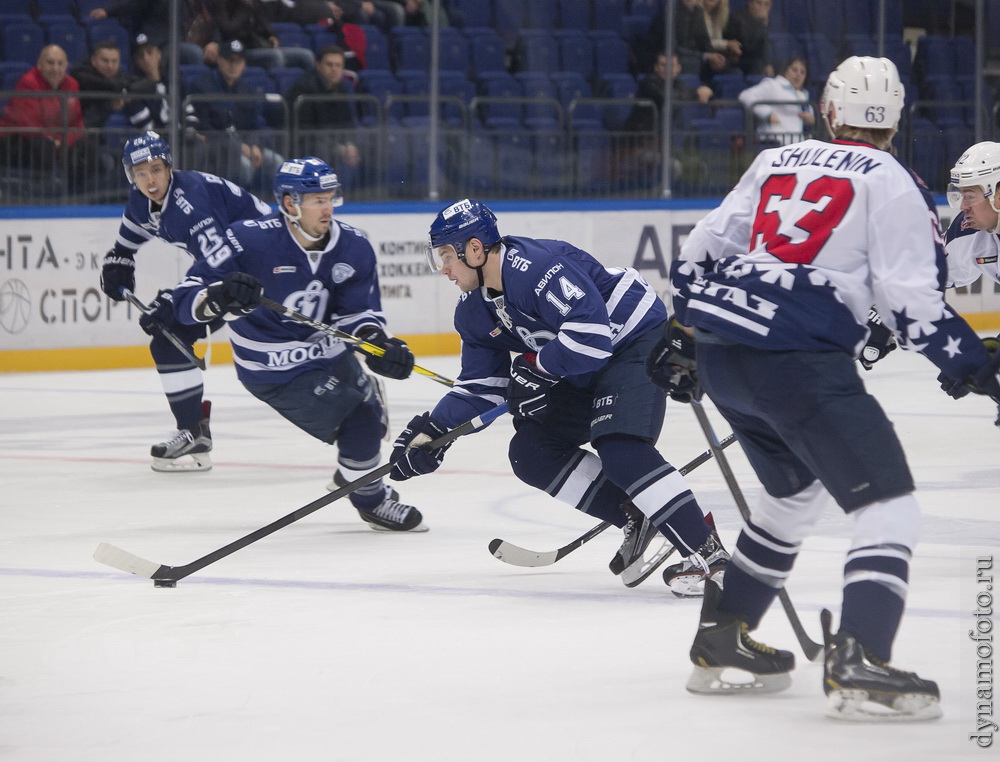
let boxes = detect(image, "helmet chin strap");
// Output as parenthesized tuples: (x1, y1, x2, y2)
(459, 241, 489, 289)
(280, 196, 326, 243)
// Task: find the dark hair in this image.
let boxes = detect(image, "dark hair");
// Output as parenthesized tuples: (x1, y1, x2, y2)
(781, 56, 807, 79)
(93, 39, 121, 55)
(318, 45, 346, 61)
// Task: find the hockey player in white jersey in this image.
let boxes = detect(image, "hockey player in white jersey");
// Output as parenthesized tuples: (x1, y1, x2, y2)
(100, 131, 271, 471)
(171, 157, 426, 532)
(386, 199, 729, 589)
(651, 57, 1000, 720)
(941, 141, 1000, 426)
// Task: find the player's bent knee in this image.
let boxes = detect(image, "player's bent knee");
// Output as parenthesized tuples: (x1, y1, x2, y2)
(851, 492, 920, 551)
(752, 480, 826, 545)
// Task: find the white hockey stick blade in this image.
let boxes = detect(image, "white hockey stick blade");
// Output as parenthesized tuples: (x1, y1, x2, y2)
(93, 542, 160, 579)
(487, 540, 558, 567)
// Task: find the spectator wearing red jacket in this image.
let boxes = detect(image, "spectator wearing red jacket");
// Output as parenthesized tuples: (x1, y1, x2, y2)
(0, 45, 87, 182)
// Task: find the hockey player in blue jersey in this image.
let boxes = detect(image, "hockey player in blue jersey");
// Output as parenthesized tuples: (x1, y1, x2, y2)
(100, 131, 272, 472)
(652, 57, 1000, 720)
(170, 157, 425, 532)
(942, 140, 1000, 427)
(387, 199, 729, 589)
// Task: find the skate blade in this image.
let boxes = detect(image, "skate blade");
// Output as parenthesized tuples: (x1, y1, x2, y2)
(686, 665, 792, 695)
(666, 567, 725, 598)
(151, 453, 213, 472)
(824, 689, 943, 722)
(361, 516, 430, 533)
(621, 538, 676, 588)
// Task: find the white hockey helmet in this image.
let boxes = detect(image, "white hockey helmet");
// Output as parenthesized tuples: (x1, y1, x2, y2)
(820, 56, 904, 133)
(947, 141, 1000, 211)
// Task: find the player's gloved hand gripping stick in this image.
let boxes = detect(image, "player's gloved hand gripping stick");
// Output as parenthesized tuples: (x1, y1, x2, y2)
(121, 288, 207, 370)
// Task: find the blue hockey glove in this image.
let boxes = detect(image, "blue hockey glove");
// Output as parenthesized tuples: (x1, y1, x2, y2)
(202, 272, 262, 319)
(100, 251, 135, 301)
(356, 325, 415, 380)
(858, 309, 897, 370)
(646, 319, 698, 403)
(508, 353, 558, 421)
(138, 289, 175, 336)
(389, 413, 453, 481)
(939, 337, 1000, 403)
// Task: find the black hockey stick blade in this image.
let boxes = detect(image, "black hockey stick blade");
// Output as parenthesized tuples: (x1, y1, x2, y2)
(94, 404, 509, 584)
(259, 296, 455, 388)
(121, 288, 207, 370)
(488, 433, 737, 568)
(690, 398, 824, 662)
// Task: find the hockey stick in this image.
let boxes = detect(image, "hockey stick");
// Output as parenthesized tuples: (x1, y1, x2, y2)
(259, 296, 455, 388)
(121, 288, 207, 371)
(488, 433, 737, 568)
(94, 403, 509, 586)
(689, 397, 824, 663)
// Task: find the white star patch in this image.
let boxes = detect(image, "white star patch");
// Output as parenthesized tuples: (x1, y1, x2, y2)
(942, 335, 963, 358)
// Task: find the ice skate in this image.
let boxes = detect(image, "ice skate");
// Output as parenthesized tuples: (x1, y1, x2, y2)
(609, 502, 675, 587)
(662, 515, 730, 597)
(356, 485, 428, 532)
(821, 610, 942, 722)
(150, 401, 212, 472)
(328, 468, 399, 502)
(687, 579, 795, 695)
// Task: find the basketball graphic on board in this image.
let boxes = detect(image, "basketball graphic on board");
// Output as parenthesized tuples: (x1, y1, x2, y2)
(0, 279, 31, 334)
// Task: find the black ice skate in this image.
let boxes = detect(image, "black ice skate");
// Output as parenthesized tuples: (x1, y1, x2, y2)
(356, 485, 428, 532)
(608, 502, 675, 588)
(150, 401, 212, 472)
(687, 579, 795, 695)
(821, 610, 942, 722)
(662, 516, 730, 597)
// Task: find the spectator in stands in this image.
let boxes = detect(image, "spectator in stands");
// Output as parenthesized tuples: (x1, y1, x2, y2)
(724, 0, 773, 77)
(642, 0, 726, 82)
(71, 40, 133, 129)
(207, 0, 285, 69)
(387, 0, 449, 27)
(285, 46, 360, 176)
(0, 45, 88, 186)
(187, 39, 285, 193)
(737, 56, 813, 145)
(626, 52, 713, 133)
(90, 0, 209, 64)
(702, 0, 742, 71)
(124, 33, 196, 132)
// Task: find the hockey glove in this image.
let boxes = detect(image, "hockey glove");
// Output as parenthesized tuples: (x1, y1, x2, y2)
(508, 353, 558, 421)
(138, 289, 175, 336)
(201, 272, 262, 319)
(389, 412, 452, 481)
(938, 337, 1000, 402)
(100, 251, 135, 301)
(355, 325, 415, 380)
(646, 319, 698, 403)
(858, 308, 897, 370)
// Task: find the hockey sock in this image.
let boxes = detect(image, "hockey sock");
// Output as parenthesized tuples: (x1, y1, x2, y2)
(720, 517, 800, 629)
(338, 453, 386, 510)
(594, 434, 710, 554)
(151, 332, 205, 430)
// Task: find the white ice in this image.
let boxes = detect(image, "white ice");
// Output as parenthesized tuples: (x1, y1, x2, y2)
(1, 347, 997, 761)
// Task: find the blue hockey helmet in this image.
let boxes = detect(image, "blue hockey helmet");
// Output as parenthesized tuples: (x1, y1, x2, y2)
(273, 157, 343, 213)
(427, 199, 500, 269)
(122, 130, 172, 183)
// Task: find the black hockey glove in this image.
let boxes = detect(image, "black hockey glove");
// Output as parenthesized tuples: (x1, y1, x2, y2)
(508, 353, 558, 422)
(201, 272, 262, 319)
(355, 325, 415, 380)
(100, 251, 135, 301)
(389, 412, 452, 481)
(858, 309, 897, 370)
(138, 289, 174, 336)
(646, 319, 698, 403)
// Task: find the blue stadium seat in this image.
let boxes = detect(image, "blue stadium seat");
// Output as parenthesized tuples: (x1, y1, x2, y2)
(782, 1, 810, 35)
(558, 0, 590, 30)
(438, 71, 474, 127)
(476, 71, 523, 129)
(591, 0, 626, 35)
(799, 33, 836, 87)
(305, 25, 339, 55)
(526, 0, 558, 30)
(517, 30, 558, 74)
(767, 33, 803, 66)
(495, 0, 529, 47)
(574, 132, 611, 194)
(843, 0, 874, 35)
(85, 18, 128, 57)
(515, 71, 560, 129)
(620, 14, 650, 44)
(627, 0, 660, 19)
(599, 73, 636, 130)
(391, 27, 429, 72)
(494, 131, 535, 192)
(551, 71, 598, 129)
(358, 25, 390, 72)
(466, 30, 505, 78)
(2, 22, 45, 66)
(555, 30, 593, 81)
(36, 0, 76, 15)
(927, 78, 967, 129)
(533, 130, 569, 194)
(468, 132, 497, 193)
(179, 63, 210, 93)
(842, 34, 876, 57)
(951, 36, 975, 78)
(43, 20, 87, 66)
(712, 72, 746, 100)
(437, 27, 470, 75)
(357, 69, 401, 124)
(808, 0, 842, 38)
(448, 0, 493, 29)
(270, 22, 309, 49)
(1, 61, 31, 90)
(593, 36, 629, 79)
(269, 66, 305, 96)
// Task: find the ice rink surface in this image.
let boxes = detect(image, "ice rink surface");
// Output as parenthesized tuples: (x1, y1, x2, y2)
(1, 346, 997, 761)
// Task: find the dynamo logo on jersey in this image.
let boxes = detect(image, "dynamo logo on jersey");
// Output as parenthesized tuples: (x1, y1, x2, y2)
(331, 263, 355, 283)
